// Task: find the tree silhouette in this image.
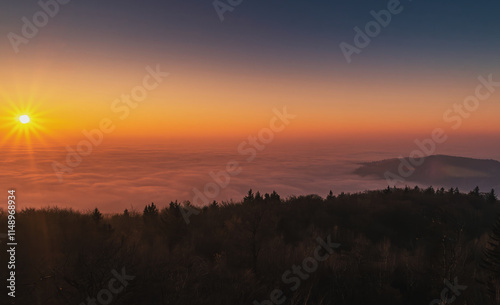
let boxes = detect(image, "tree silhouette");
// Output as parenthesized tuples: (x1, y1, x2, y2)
(210, 200, 219, 209)
(470, 186, 481, 197)
(480, 215, 500, 303)
(383, 186, 392, 194)
(327, 190, 335, 200)
(168, 200, 180, 211)
(243, 189, 255, 203)
(488, 189, 498, 203)
(448, 187, 455, 195)
(91, 208, 102, 224)
(8, 186, 500, 304)
(269, 190, 280, 202)
(255, 191, 263, 202)
(143, 202, 159, 222)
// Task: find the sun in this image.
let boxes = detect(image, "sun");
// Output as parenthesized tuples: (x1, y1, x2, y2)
(19, 115, 30, 124)
(0, 101, 50, 148)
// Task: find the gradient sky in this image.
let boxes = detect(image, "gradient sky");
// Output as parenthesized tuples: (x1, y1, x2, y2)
(1, 0, 500, 210)
(1, 0, 500, 142)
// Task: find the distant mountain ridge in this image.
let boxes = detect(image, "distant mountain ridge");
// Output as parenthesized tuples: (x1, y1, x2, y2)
(354, 155, 500, 191)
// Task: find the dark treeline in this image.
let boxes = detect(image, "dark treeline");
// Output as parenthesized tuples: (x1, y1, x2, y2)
(2, 186, 500, 305)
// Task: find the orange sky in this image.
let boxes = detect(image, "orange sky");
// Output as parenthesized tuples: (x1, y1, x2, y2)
(1, 48, 499, 147)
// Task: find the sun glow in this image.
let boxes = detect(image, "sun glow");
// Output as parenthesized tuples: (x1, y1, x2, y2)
(0, 101, 50, 149)
(19, 115, 30, 124)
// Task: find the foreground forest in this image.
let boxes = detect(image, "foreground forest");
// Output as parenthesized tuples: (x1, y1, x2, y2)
(2, 186, 500, 305)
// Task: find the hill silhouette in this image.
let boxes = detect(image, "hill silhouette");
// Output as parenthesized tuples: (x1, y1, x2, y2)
(354, 154, 500, 190)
